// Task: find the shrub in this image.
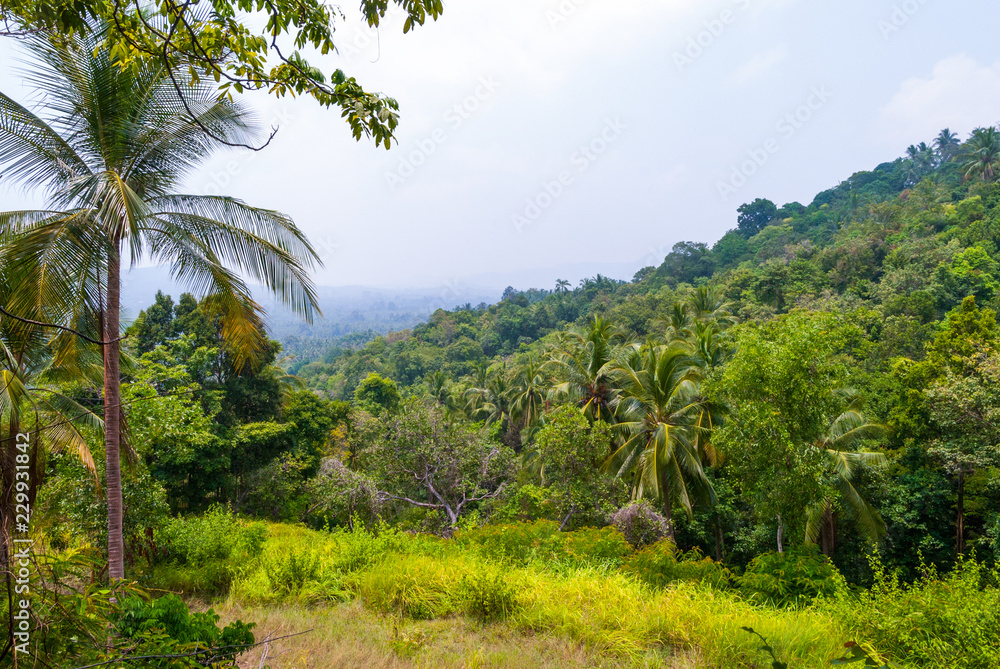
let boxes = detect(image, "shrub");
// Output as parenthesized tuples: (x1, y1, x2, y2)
(563, 526, 632, 565)
(152, 506, 266, 593)
(113, 593, 255, 667)
(738, 545, 840, 607)
(455, 520, 631, 566)
(454, 520, 563, 563)
(623, 540, 732, 590)
(611, 501, 671, 549)
(351, 554, 466, 619)
(231, 522, 405, 604)
(459, 566, 521, 622)
(158, 505, 265, 565)
(826, 554, 1000, 668)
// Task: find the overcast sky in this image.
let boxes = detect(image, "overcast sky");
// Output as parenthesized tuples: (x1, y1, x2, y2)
(3, 0, 1000, 293)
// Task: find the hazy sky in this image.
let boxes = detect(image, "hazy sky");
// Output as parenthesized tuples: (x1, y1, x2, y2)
(3, 0, 1000, 294)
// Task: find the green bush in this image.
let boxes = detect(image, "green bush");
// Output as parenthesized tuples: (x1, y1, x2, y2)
(454, 520, 631, 566)
(153, 505, 266, 593)
(611, 501, 671, 549)
(158, 505, 266, 565)
(827, 554, 1000, 668)
(113, 593, 255, 667)
(738, 545, 840, 607)
(623, 540, 732, 590)
(351, 554, 465, 619)
(459, 567, 521, 622)
(563, 526, 632, 564)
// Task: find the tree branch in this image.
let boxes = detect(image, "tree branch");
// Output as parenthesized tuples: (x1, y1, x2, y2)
(0, 303, 123, 345)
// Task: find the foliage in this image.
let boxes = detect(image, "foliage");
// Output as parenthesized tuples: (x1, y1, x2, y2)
(458, 566, 522, 622)
(454, 520, 631, 567)
(306, 457, 382, 529)
(826, 554, 1000, 668)
(0, 0, 441, 151)
(113, 593, 256, 667)
(532, 406, 627, 529)
(153, 505, 266, 593)
(739, 546, 842, 608)
(354, 372, 402, 413)
(623, 540, 733, 590)
(611, 500, 672, 549)
(362, 400, 516, 527)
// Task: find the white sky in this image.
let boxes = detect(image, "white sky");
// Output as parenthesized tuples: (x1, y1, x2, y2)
(3, 0, 1000, 291)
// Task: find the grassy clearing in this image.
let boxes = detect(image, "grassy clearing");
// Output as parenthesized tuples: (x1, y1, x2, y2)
(161, 521, 848, 667)
(213, 600, 703, 669)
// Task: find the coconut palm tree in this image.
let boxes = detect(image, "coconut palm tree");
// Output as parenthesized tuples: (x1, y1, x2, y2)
(510, 355, 548, 432)
(935, 128, 961, 163)
(548, 316, 627, 423)
(604, 343, 714, 539)
(0, 27, 320, 579)
(962, 127, 1000, 182)
(804, 405, 888, 555)
(555, 279, 571, 294)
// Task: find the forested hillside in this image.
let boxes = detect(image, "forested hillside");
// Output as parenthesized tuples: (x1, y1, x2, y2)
(23, 115, 1000, 667)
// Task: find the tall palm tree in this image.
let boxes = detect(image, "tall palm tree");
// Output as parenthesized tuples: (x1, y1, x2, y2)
(548, 316, 627, 423)
(961, 127, 1000, 182)
(555, 279, 570, 294)
(804, 405, 888, 555)
(511, 355, 548, 432)
(934, 128, 961, 163)
(604, 343, 714, 539)
(0, 27, 320, 579)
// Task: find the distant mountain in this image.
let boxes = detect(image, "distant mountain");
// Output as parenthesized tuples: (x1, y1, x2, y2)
(120, 257, 651, 357)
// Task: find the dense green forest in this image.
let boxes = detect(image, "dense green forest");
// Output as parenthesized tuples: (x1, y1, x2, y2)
(3, 11, 1000, 668)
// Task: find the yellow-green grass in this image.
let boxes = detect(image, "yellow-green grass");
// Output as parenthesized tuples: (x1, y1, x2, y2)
(193, 523, 847, 668)
(213, 600, 702, 669)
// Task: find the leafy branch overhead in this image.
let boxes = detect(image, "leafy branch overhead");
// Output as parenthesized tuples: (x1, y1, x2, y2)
(0, 0, 444, 149)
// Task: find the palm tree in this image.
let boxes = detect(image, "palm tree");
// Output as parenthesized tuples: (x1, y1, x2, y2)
(804, 405, 888, 555)
(935, 128, 961, 163)
(0, 28, 320, 579)
(604, 343, 714, 539)
(510, 355, 548, 432)
(548, 316, 627, 423)
(555, 279, 570, 294)
(688, 285, 735, 329)
(961, 127, 1000, 182)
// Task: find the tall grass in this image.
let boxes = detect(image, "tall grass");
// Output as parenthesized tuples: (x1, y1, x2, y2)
(217, 522, 845, 666)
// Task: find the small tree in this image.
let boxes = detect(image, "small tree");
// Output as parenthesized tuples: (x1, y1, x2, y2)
(737, 198, 778, 237)
(534, 406, 626, 529)
(354, 373, 401, 414)
(925, 353, 1000, 553)
(364, 401, 515, 528)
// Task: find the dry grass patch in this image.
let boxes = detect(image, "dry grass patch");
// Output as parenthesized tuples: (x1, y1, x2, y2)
(213, 600, 705, 669)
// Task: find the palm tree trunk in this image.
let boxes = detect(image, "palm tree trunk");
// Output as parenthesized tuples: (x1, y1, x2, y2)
(104, 241, 125, 580)
(776, 515, 783, 554)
